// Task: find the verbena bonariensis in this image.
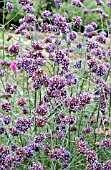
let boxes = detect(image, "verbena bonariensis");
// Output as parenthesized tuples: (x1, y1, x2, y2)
(0, 0, 111, 169)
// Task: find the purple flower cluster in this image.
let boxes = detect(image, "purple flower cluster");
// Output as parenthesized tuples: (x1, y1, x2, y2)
(96, 0, 104, 6)
(32, 69, 48, 90)
(15, 117, 32, 133)
(28, 162, 45, 170)
(35, 117, 47, 127)
(29, 133, 46, 152)
(22, 4, 35, 13)
(72, 16, 82, 26)
(34, 104, 48, 116)
(9, 126, 20, 136)
(48, 147, 71, 166)
(69, 31, 77, 41)
(0, 70, 5, 77)
(64, 72, 78, 86)
(46, 76, 66, 98)
(1, 101, 11, 112)
(54, 0, 61, 6)
(107, 0, 111, 9)
(100, 139, 111, 149)
(72, 0, 82, 7)
(42, 10, 51, 18)
(8, 44, 20, 57)
(18, 0, 33, 6)
(65, 92, 91, 112)
(87, 58, 108, 77)
(3, 115, 12, 125)
(103, 160, 111, 170)
(52, 14, 70, 34)
(17, 98, 26, 107)
(56, 112, 76, 139)
(1, 0, 111, 169)
(6, 2, 14, 13)
(5, 83, 15, 94)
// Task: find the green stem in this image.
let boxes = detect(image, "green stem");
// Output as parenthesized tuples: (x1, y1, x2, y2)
(2, 0, 5, 59)
(27, 77, 31, 114)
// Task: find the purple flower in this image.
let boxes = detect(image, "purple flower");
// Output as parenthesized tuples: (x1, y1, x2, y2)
(62, 161, 69, 169)
(77, 42, 83, 49)
(107, 0, 111, 9)
(46, 76, 66, 98)
(31, 41, 43, 51)
(86, 162, 102, 170)
(91, 22, 97, 29)
(72, 0, 82, 7)
(100, 139, 111, 149)
(18, 0, 33, 6)
(22, 5, 35, 13)
(5, 83, 15, 94)
(42, 10, 51, 18)
(35, 117, 47, 127)
(65, 96, 80, 112)
(32, 69, 48, 90)
(103, 160, 111, 170)
(6, 2, 14, 13)
(0, 70, 4, 77)
(23, 146, 34, 159)
(69, 31, 77, 41)
(54, 0, 61, 6)
(91, 8, 103, 13)
(97, 64, 108, 77)
(3, 116, 11, 125)
(28, 162, 44, 170)
(48, 147, 71, 162)
(52, 14, 70, 34)
(72, 16, 82, 26)
(96, 0, 104, 6)
(8, 44, 20, 57)
(40, 22, 52, 33)
(54, 50, 66, 65)
(87, 59, 98, 73)
(75, 59, 82, 69)
(0, 145, 10, 165)
(20, 14, 36, 24)
(64, 72, 78, 86)
(0, 126, 6, 135)
(96, 35, 106, 44)
(80, 92, 92, 107)
(1, 101, 11, 112)
(86, 150, 98, 164)
(55, 39, 61, 45)
(22, 107, 29, 114)
(83, 8, 89, 14)
(45, 44, 55, 53)
(26, 34, 34, 40)
(29, 141, 40, 152)
(85, 24, 95, 32)
(15, 117, 32, 133)
(102, 12, 108, 18)
(83, 126, 93, 134)
(34, 104, 48, 116)
(9, 127, 20, 136)
(17, 98, 26, 107)
(57, 130, 65, 139)
(34, 133, 46, 144)
(77, 141, 88, 154)
(67, 115, 76, 124)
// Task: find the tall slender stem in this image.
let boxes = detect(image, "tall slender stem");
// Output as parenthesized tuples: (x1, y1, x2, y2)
(2, 0, 5, 59)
